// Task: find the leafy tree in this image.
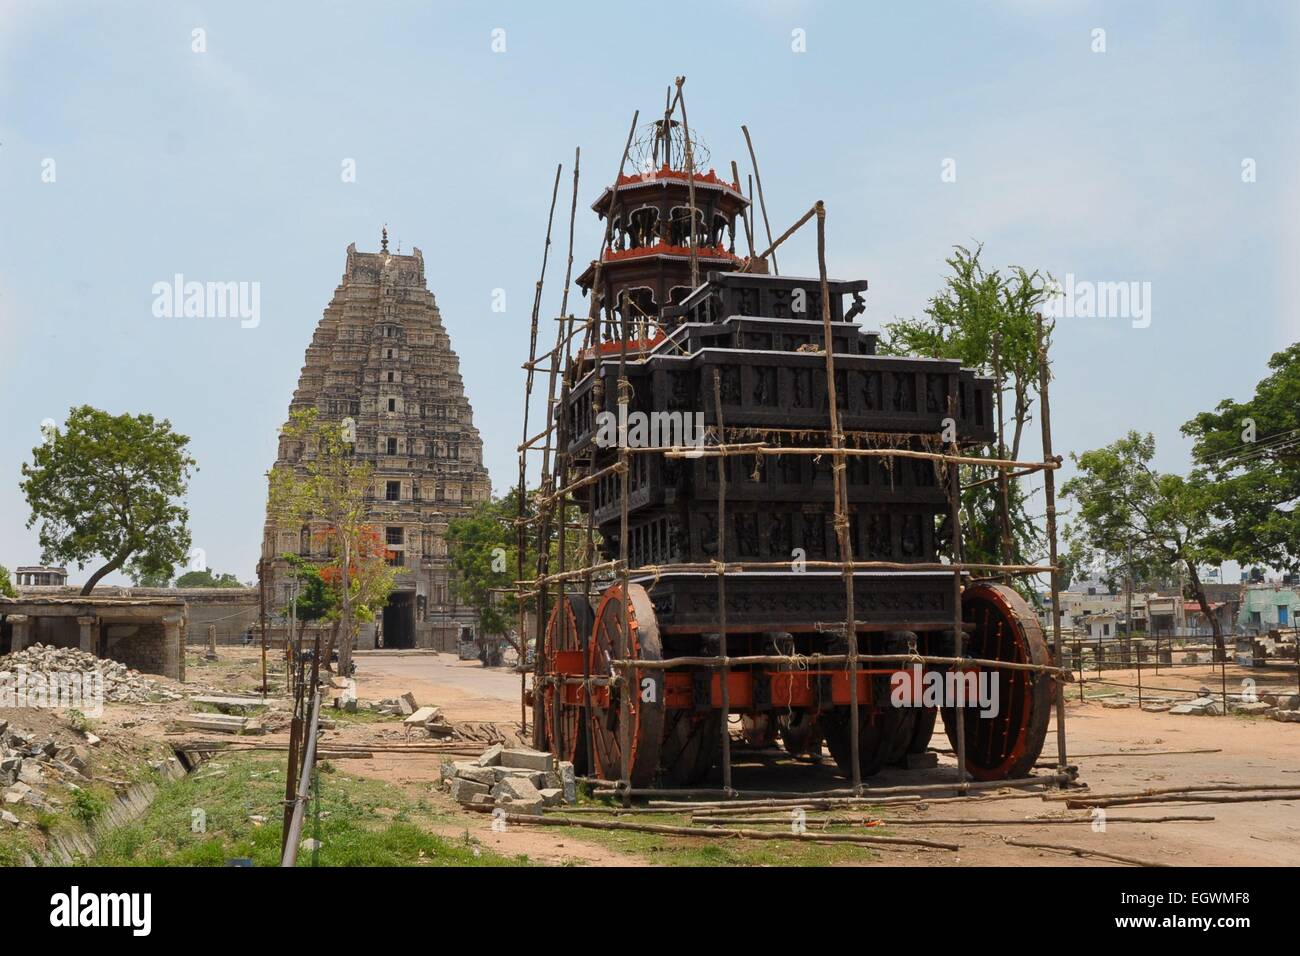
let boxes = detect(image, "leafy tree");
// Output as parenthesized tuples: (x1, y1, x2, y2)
(174, 568, 245, 588)
(446, 489, 587, 654)
(1062, 432, 1226, 661)
(446, 494, 517, 642)
(319, 526, 398, 656)
(883, 244, 1055, 598)
(130, 568, 173, 588)
(1182, 342, 1300, 573)
(881, 244, 1053, 459)
(267, 409, 385, 674)
(0, 565, 16, 599)
(277, 554, 336, 654)
(20, 406, 196, 595)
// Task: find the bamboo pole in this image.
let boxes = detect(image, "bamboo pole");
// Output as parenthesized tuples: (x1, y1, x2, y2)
(698, 813, 1213, 828)
(741, 125, 778, 274)
(1004, 838, 1170, 867)
(469, 809, 960, 850)
(712, 369, 733, 792)
(1036, 312, 1069, 782)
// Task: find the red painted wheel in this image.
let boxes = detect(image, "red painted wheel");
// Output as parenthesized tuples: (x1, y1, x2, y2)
(941, 583, 1052, 781)
(542, 593, 591, 775)
(588, 583, 665, 787)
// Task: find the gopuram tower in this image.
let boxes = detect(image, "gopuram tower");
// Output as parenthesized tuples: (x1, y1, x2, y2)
(262, 231, 491, 648)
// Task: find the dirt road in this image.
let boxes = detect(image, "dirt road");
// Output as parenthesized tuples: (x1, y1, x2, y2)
(343, 652, 1300, 866)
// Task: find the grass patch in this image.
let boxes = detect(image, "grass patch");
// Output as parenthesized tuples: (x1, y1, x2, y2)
(87, 753, 524, 867)
(70, 787, 110, 826)
(321, 706, 393, 725)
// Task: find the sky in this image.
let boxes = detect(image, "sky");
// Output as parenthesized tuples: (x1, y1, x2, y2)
(1, 0, 1296, 586)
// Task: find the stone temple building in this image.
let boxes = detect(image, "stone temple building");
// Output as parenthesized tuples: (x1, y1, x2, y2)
(262, 232, 491, 649)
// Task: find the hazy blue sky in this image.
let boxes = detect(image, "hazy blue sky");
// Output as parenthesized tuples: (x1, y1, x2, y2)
(2, 0, 1296, 585)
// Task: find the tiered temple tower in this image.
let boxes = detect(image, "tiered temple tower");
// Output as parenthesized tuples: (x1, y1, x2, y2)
(263, 233, 491, 648)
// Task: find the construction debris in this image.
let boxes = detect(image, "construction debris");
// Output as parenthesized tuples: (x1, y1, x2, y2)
(2, 719, 95, 817)
(440, 745, 576, 814)
(0, 644, 184, 704)
(176, 713, 265, 735)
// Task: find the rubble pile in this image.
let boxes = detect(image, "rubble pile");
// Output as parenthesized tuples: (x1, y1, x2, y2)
(0, 644, 183, 704)
(440, 745, 576, 815)
(0, 717, 97, 826)
(1103, 686, 1300, 720)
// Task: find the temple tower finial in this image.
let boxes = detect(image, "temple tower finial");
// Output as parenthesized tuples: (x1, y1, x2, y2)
(381, 224, 389, 253)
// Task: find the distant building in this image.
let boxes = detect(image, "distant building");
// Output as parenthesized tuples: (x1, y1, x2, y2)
(1238, 583, 1300, 633)
(262, 234, 491, 650)
(14, 566, 68, 587)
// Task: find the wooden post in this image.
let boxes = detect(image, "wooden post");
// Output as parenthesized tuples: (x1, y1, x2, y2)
(815, 202, 860, 790)
(742, 125, 778, 275)
(712, 369, 733, 793)
(1035, 312, 1069, 780)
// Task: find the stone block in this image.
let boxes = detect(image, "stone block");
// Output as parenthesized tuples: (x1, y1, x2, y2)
(475, 744, 504, 768)
(499, 748, 553, 772)
(492, 776, 542, 803)
(1272, 709, 1300, 723)
(399, 692, 418, 716)
(449, 778, 491, 803)
(538, 787, 564, 807)
(1, 810, 18, 826)
(1230, 701, 1274, 716)
(504, 796, 544, 815)
(404, 706, 437, 726)
(558, 761, 577, 804)
(455, 764, 497, 787)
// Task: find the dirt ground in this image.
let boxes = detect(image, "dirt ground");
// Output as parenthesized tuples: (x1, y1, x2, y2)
(37, 645, 1297, 867)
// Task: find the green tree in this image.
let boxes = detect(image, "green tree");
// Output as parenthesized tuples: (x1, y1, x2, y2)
(446, 489, 584, 654)
(0, 565, 16, 599)
(129, 568, 173, 587)
(174, 568, 244, 588)
(266, 408, 376, 675)
(1062, 431, 1226, 661)
(1182, 342, 1300, 573)
(882, 244, 1055, 597)
(20, 406, 196, 595)
(446, 494, 517, 642)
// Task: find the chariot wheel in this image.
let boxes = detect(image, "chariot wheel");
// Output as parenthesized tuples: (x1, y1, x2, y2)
(541, 592, 591, 775)
(661, 709, 720, 786)
(940, 582, 1053, 781)
(822, 674, 900, 780)
(777, 712, 822, 758)
(588, 583, 665, 787)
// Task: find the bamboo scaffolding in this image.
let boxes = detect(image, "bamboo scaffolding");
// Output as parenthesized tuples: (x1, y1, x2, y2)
(512, 117, 1071, 806)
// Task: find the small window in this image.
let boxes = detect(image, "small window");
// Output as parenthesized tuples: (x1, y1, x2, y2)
(387, 551, 405, 567)
(386, 526, 403, 546)
(386, 437, 397, 455)
(388, 398, 397, 412)
(386, 481, 400, 501)
(387, 372, 395, 382)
